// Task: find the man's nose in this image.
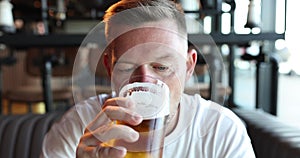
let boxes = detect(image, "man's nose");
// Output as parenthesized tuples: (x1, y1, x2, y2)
(130, 65, 156, 83)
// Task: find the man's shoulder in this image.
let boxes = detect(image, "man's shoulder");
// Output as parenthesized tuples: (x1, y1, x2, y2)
(183, 93, 239, 120)
(182, 94, 244, 136)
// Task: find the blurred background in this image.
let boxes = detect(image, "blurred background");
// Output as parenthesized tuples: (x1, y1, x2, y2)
(0, 0, 298, 129)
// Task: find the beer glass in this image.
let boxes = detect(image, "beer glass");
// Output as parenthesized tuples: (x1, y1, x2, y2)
(115, 78, 170, 158)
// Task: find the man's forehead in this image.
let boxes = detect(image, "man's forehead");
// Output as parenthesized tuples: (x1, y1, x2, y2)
(115, 42, 182, 58)
(111, 28, 187, 55)
(117, 27, 184, 42)
(105, 21, 188, 61)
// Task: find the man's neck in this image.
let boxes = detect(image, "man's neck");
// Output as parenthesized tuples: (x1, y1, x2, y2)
(165, 104, 180, 136)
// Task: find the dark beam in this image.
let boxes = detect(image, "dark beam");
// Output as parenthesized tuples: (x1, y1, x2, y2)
(0, 32, 285, 49)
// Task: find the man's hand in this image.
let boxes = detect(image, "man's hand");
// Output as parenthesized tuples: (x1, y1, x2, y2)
(76, 97, 143, 158)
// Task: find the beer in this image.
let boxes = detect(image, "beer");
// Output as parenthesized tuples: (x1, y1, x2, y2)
(116, 80, 170, 158)
(116, 117, 168, 158)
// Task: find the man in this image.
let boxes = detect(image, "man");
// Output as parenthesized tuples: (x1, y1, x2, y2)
(41, 0, 255, 157)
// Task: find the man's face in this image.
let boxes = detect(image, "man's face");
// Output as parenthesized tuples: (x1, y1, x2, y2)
(105, 23, 192, 112)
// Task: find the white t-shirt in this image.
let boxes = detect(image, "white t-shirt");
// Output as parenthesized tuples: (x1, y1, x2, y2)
(41, 93, 255, 158)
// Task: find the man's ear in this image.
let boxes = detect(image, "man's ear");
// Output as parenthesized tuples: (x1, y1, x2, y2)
(186, 49, 197, 81)
(103, 53, 112, 77)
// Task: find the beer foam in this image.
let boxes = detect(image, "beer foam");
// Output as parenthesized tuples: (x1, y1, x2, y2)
(119, 80, 170, 119)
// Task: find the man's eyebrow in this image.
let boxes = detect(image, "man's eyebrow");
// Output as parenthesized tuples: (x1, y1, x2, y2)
(155, 54, 178, 61)
(113, 60, 132, 66)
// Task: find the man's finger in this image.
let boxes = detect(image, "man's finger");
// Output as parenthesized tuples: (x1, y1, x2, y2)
(91, 123, 139, 143)
(104, 106, 142, 125)
(103, 97, 135, 109)
(96, 145, 127, 158)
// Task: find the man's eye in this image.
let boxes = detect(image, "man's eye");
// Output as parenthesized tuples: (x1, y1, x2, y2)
(151, 63, 175, 77)
(119, 67, 134, 72)
(152, 65, 169, 71)
(115, 63, 135, 72)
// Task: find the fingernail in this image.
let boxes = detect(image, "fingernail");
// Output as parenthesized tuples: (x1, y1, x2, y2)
(114, 146, 127, 157)
(129, 130, 139, 142)
(125, 98, 135, 108)
(131, 113, 143, 123)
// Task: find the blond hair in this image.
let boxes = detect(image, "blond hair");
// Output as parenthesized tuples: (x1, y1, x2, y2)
(103, 0, 187, 40)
